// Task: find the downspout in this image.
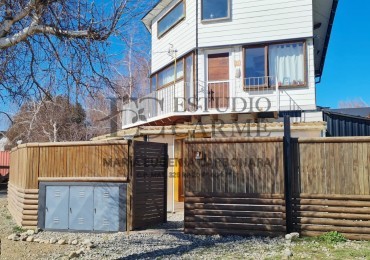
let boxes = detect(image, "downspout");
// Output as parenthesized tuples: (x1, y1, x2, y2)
(196, 0, 199, 108)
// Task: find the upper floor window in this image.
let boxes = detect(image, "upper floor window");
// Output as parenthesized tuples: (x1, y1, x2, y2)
(151, 53, 194, 90)
(244, 42, 306, 88)
(202, 0, 230, 21)
(157, 60, 184, 88)
(158, 1, 185, 38)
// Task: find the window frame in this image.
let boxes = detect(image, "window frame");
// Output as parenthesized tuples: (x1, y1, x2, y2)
(243, 45, 269, 88)
(154, 58, 185, 90)
(184, 53, 196, 108)
(157, 0, 186, 39)
(201, 0, 231, 22)
(243, 40, 307, 90)
(151, 52, 195, 91)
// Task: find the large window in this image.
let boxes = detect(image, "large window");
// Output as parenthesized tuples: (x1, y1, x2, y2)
(185, 55, 194, 109)
(245, 47, 266, 86)
(157, 60, 184, 88)
(158, 1, 185, 38)
(151, 53, 194, 90)
(202, 0, 230, 21)
(244, 42, 306, 88)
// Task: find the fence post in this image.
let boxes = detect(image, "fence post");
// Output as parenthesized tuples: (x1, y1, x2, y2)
(283, 115, 293, 234)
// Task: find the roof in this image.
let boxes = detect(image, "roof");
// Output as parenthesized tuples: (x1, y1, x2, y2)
(324, 107, 370, 119)
(323, 108, 370, 137)
(314, 0, 339, 78)
(142, 0, 171, 32)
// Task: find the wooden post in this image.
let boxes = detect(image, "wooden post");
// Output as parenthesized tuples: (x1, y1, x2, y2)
(164, 144, 168, 223)
(283, 115, 293, 234)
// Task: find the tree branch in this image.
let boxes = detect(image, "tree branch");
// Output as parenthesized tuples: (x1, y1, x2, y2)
(0, 0, 36, 37)
(0, 22, 108, 49)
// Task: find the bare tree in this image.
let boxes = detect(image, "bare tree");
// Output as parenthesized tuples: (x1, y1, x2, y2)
(6, 95, 88, 146)
(339, 98, 369, 108)
(83, 49, 151, 138)
(0, 0, 149, 102)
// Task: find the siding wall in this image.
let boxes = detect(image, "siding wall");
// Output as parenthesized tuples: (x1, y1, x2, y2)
(151, 0, 313, 73)
(197, 39, 317, 112)
(151, 0, 196, 73)
(146, 0, 317, 123)
(197, 0, 313, 47)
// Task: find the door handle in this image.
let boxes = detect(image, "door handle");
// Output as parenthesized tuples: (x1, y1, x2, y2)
(94, 208, 96, 214)
(208, 90, 215, 102)
(70, 208, 72, 214)
(46, 207, 48, 212)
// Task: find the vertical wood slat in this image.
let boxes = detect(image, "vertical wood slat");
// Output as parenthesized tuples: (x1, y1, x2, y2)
(185, 137, 370, 239)
(295, 139, 370, 240)
(10, 142, 128, 189)
(9, 141, 130, 229)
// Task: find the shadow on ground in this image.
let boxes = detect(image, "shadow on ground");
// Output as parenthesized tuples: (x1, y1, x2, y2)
(116, 231, 248, 260)
(0, 182, 7, 198)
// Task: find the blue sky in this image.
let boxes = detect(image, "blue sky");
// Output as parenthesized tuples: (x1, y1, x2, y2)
(317, 0, 370, 107)
(0, 0, 368, 130)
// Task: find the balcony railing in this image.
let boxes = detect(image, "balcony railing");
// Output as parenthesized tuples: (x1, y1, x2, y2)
(121, 78, 304, 127)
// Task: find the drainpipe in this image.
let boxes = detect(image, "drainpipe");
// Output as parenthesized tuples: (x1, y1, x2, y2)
(196, 0, 199, 108)
(172, 136, 175, 213)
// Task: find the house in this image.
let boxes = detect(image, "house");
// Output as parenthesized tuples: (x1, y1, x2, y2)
(103, 0, 339, 207)
(322, 107, 370, 136)
(0, 131, 8, 151)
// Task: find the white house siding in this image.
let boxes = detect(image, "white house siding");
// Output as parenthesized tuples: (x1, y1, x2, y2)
(197, 0, 313, 48)
(196, 38, 317, 114)
(151, 0, 196, 73)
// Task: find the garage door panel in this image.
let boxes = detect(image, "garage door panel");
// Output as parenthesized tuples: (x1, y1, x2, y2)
(45, 186, 69, 230)
(69, 186, 94, 231)
(94, 186, 120, 231)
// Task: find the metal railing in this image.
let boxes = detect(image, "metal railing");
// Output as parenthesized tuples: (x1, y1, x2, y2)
(243, 76, 275, 91)
(121, 78, 305, 126)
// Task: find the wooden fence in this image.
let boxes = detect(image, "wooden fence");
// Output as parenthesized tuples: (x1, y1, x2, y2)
(184, 137, 370, 240)
(8, 141, 129, 228)
(294, 137, 370, 240)
(184, 137, 286, 236)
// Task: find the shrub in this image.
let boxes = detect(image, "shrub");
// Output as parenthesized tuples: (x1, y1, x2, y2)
(318, 231, 347, 244)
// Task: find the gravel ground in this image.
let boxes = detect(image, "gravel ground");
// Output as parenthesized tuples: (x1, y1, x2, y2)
(2, 188, 370, 259)
(30, 212, 289, 260)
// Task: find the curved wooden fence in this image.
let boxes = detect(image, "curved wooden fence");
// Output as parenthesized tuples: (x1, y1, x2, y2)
(8, 141, 129, 228)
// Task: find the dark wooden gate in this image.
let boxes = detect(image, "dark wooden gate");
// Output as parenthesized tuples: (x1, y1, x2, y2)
(128, 141, 168, 230)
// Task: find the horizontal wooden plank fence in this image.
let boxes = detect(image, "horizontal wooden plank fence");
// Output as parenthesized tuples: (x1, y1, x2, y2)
(8, 141, 130, 228)
(184, 137, 370, 240)
(294, 137, 370, 240)
(184, 137, 286, 236)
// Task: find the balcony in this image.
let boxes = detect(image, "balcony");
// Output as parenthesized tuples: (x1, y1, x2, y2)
(121, 78, 307, 129)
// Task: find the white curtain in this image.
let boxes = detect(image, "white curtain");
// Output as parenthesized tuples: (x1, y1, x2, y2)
(269, 43, 304, 86)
